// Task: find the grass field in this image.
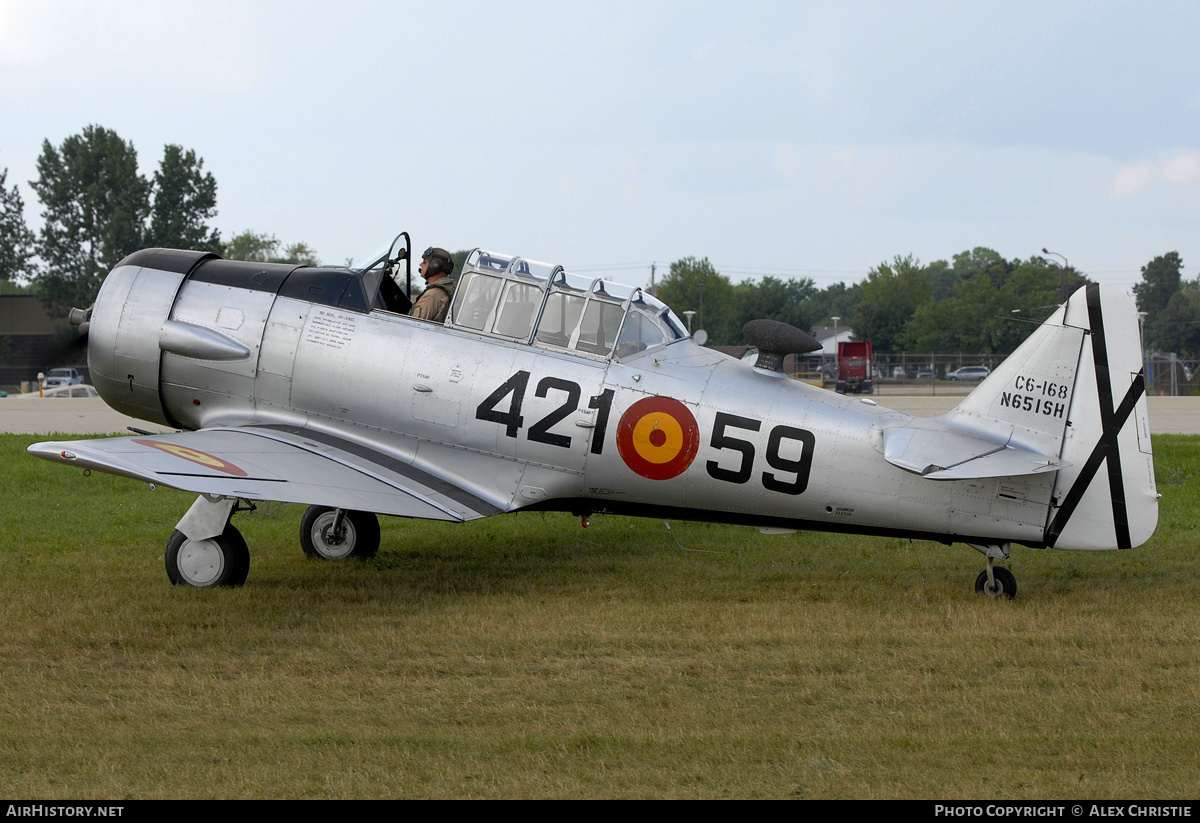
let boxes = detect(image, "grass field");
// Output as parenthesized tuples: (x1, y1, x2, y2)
(2, 433, 1198, 799)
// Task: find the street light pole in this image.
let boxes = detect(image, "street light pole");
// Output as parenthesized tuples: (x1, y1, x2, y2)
(1042, 247, 1070, 304)
(1138, 310, 1149, 393)
(831, 316, 840, 384)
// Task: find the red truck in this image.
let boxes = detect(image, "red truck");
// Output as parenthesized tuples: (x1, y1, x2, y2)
(836, 340, 874, 394)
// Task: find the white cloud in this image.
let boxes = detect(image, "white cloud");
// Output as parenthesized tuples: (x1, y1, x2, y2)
(1163, 153, 1200, 184)
(1112, 164, 1154, 198)
(1112, 153, 1200, 197)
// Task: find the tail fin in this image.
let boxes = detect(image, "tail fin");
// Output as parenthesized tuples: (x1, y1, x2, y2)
(949, 284, 1157, 550)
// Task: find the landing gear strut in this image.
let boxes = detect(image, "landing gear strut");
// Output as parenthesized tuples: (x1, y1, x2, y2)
(165, 495, 250, 588)
(968, 543, 1017, 600)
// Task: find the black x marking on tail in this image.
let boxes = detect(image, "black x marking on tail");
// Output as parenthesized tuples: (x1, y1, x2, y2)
(1045, 285, 1145, 549)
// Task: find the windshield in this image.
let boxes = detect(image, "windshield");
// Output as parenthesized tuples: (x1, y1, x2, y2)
(349, 231, 410, 272)
(349, 240, 391, 272)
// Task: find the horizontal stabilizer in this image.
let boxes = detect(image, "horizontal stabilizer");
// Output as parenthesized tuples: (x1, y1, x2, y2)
(883, 425, 1067, 480)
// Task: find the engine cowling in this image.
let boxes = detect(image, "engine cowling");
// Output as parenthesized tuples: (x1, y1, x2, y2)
(88, 249, 218, 426)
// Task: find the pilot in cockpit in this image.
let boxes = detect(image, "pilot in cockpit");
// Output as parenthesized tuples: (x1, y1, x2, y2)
(410, 247, 456, 323)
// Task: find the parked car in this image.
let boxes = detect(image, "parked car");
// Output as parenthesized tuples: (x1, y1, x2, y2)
(16, 384, 100, 399)
(916, 367, 936, 379)
(42, 367, 85, 388)
(946, 366, 991, 381)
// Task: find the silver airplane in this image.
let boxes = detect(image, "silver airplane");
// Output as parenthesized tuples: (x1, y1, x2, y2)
(29, 234, 1158, 598)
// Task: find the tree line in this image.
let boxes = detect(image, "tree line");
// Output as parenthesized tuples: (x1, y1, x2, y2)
(656, 248, 1191, 356)
(0, 125, 317, 316)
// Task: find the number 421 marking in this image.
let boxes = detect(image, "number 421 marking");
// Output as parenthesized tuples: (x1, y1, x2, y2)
(475, 370, 613, 452)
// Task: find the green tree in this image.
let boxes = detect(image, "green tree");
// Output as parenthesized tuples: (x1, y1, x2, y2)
(654, 257, 736, 344)
(1133, 252, 1186, 352)
(451, 249, 471, 278)
(854, 254, 931, 351)
(951, 247, 1008, 285)
(1002, 256, 1084, 315)
(145, 144, 221, 252)
(224, 230, 320, 265)
(902, 253, 1086, 354)
(1155, 288, 1200, 356)
(30, 125, 150, 315)
(280, 242, 319, 266)
(224, 230, 280, 262)
(0, 167, 36, 283)
(807, 281, 862, 328)
(923, 259, 958, 301)
(918, 268, 1006, 353)
(731, 276, 816, 334)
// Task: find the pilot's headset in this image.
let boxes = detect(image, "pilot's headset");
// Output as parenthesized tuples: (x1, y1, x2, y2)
(422, 247, 454, 277)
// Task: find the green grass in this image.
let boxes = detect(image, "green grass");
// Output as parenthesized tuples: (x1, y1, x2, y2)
(2, 434, 1199, 798)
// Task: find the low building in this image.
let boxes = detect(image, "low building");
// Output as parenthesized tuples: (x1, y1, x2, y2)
(0, 296, 87, 388)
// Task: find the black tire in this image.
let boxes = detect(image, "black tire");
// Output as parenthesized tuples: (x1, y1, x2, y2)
(300, 506, 380, 560)
(974, 566, 1017, 600)
(165, 524, 250, 588)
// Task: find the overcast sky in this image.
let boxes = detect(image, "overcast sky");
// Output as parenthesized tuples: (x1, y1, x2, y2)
(2, 0, 1197, 294)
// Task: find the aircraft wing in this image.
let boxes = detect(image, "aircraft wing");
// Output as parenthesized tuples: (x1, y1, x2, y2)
(882, 426, 1068, 480)
(28, 426, 506, 522)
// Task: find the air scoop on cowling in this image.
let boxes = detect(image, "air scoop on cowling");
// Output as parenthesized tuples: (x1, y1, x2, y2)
(742, 319, 821, 373)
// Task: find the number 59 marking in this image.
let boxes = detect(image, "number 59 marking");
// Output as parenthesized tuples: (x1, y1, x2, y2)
(705, 412, 815, 495)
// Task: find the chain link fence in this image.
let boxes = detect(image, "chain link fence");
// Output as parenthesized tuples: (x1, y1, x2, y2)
(804, 352, 1199, 396)
(1144, 353, 1199, 397)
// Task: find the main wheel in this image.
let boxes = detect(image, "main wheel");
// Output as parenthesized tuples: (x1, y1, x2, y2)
(165, 524, 250, 588)
(974, 566, 1017, 600)
(300, 506, 380, 560)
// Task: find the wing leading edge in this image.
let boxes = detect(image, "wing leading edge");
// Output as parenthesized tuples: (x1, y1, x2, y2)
(28, 426, 506, 522)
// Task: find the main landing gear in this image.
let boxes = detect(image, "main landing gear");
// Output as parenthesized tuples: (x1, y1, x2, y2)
(164, 497, 383, 587)
(968, 542, 1017, 600)
(165, 495, 249, 588)
(300, 506, 380, 560)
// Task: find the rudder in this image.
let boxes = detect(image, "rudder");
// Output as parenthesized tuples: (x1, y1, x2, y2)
(1045, 284, 1156, 550)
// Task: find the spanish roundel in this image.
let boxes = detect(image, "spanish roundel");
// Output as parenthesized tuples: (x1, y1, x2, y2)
(615, 396, 700, 480)
(133, 439, 249, 477)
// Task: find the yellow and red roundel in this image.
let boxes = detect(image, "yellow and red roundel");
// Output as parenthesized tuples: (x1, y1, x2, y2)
(133, 439, 248, 477)
(615, 396, 699, 480)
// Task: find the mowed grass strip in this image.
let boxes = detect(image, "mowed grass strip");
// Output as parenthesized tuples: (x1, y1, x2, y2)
(1, 434, 1198, 799)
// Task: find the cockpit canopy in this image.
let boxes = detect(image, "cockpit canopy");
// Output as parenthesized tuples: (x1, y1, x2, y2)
(448, 249, 689, 361)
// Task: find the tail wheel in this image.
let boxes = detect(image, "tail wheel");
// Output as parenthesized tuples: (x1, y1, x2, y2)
(165, 524, 250, 588)
(975, 566, 1017, 600)
(300, 506, 380, 560)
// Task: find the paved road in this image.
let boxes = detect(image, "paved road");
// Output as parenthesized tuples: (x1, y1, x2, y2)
(0, 398, 174, 436)
(2, 395, 1198, 435)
